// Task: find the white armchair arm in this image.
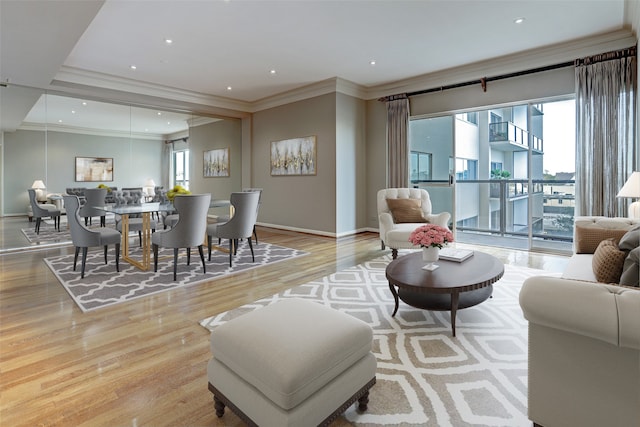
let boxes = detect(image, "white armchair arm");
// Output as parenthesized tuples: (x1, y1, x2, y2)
(425, 212, 451, 228)
(378, 212, 395, 239)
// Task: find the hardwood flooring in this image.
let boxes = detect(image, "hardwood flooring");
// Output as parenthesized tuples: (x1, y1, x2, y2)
(0, 217, 569, 427)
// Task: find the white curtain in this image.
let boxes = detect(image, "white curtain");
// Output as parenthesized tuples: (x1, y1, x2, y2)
(384, 94, 410, 188)
(575, 48, 637, 217)
(161, 141, 173, 189)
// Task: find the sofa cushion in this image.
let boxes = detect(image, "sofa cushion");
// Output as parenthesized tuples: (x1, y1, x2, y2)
(619, 247, 640, 287)
(575, 225, 629, 254)
(592, 239, 627, 283)
(618, 224, 640, 252)
(385, 198, 428, 224)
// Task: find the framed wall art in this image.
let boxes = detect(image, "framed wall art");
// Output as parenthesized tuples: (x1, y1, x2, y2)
(204, 147, 230, 177)
(270, 136, 316, 176)
(75, 157, 113, 182)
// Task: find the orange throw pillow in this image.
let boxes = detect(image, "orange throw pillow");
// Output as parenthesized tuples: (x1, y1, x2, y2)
(575, 225, 629, 254)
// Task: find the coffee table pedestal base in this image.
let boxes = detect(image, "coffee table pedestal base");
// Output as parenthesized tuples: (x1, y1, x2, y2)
(391, 285, 493, 336)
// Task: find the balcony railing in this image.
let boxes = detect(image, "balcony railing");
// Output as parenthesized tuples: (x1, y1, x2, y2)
(489, 122, 543, 152)
(455, 179, 575, 243)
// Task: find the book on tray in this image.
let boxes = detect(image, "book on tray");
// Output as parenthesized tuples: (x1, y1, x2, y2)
(439, 248, 474, 262)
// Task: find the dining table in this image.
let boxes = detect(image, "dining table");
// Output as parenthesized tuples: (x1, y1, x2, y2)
(99, 199, 231, 271)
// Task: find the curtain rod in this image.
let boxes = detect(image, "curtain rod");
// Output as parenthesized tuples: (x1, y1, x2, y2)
(404, 45, 636, 98)
(164, 136, 189, 144)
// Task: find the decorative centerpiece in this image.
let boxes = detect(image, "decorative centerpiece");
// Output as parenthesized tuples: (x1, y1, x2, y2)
(97, 183, 111, 192)
(166, 185, 191, 201)
(409, 224, 454, 270)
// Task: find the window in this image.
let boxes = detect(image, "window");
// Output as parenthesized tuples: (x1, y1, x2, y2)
(455, 158, 477, 180)
(491, 161, 503, 171)
(410, 151, 432, 182)
(173, 149, 190, 189)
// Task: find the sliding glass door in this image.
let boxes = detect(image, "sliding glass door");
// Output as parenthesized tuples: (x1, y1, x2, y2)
(409, 116, 454, 226)
(410, 98, 575, 252)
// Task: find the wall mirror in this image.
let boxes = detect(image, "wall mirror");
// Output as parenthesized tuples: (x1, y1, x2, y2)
(0, 85, 208, 253)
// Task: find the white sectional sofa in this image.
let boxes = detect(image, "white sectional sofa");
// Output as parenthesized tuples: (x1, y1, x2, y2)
(519, 216, 640, 427)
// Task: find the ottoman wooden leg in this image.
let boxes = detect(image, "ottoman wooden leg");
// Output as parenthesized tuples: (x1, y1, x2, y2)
(357, 389, 370, 412)
(213, 395, 225, 418)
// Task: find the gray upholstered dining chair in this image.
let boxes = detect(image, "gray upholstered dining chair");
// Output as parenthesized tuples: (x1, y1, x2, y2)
(152, 193, 211, 281)
(207, 191, 260, 267)
(28, 188, 61, 234)
(79, 187, 107, 227)
(63, 195, 120, 279)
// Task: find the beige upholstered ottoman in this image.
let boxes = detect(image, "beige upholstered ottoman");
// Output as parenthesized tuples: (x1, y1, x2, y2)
(207, 298, 376, 426)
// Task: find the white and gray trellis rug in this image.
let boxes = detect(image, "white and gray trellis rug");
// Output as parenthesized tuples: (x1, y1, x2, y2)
(200, 256, 560, 427)
(45, 242, 307, 312)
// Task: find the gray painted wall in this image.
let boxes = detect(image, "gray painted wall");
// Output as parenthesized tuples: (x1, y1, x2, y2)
(252, 93, 337, 234)
(189, 118, 242, 203)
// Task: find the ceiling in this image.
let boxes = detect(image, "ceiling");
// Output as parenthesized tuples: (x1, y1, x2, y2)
(0, 0, 633, 134)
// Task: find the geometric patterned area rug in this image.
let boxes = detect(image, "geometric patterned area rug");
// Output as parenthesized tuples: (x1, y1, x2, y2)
(200, 255, 560, 426)
(21, 227, 72, 245)
(44, 242, 307, 312)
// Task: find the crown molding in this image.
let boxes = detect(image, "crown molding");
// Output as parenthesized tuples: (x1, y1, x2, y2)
(364, 29, 637, 100)
(18, 121, 165, 140)
(53, 66, 252, 115)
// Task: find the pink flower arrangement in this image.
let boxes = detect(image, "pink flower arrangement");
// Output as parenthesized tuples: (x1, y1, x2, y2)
(409, 224, 454, 249)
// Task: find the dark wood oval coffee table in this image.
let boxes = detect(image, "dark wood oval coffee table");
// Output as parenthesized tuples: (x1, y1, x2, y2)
(386, 251, 504, 336)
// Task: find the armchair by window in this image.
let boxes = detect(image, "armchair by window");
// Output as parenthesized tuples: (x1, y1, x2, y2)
(377, 188, 451, 259)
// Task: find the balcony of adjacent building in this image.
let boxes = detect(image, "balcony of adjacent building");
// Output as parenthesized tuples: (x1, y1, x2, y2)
(489, 121, 543, 153)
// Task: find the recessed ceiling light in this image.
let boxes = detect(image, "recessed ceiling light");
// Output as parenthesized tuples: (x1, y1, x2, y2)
(82, 101, 87, 106)
(145, 128, 149, 132)
(270, 69, 277, 75)
(157, 112, 162, 116)
(167, 121, 171, 125)
(130, 65, 137, 70)
(164, 38, 173, 44)
(370, 60, 376, 66)
(58, 119, 62, 123)
(71, 110, 76, 114)
(514, 17, 525, 24)
(227, 86, 232, 91)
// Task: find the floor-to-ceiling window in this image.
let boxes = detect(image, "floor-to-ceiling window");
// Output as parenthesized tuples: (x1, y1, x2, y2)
(409, 97, 575, 252)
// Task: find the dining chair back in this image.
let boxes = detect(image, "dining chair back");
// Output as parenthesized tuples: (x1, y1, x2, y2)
(242, 188, 263, 244)
(79, 188, 107, 227)
(151, 193, 211, 280)
(28, 188, 61, 234)
(63, 195, 120, 278)
(207, 191, 260, 266)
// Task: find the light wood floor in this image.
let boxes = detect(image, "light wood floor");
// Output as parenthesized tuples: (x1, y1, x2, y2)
(0, 217, 569, 427)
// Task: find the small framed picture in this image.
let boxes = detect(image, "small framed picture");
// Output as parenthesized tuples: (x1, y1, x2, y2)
(75, 157, 114, 182)
(204, 148, 230, 177)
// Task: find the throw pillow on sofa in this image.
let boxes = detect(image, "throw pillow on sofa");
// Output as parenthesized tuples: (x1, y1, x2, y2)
(592, 239, 627, 283)
(619, 247, 640, 287)
(575, 225, 629, 254)
(386, 198, 428, 224)
(618, 224, 640, 252)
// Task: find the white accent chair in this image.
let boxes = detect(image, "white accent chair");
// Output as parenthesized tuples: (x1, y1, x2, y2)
(377, 188, 451, 259)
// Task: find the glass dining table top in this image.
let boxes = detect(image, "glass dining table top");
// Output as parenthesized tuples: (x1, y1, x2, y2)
(97, 199, 230, 215)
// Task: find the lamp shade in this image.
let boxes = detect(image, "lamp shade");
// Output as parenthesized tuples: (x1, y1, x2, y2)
(617, 172, 640, 198)
(145, 179, 156, 187)
(31, 180, 46, 189)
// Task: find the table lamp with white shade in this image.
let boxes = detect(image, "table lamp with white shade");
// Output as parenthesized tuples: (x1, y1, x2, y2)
(144, 179, 156, 198)
(617, 171, 640, 219)
(31, 180, 47, 202)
